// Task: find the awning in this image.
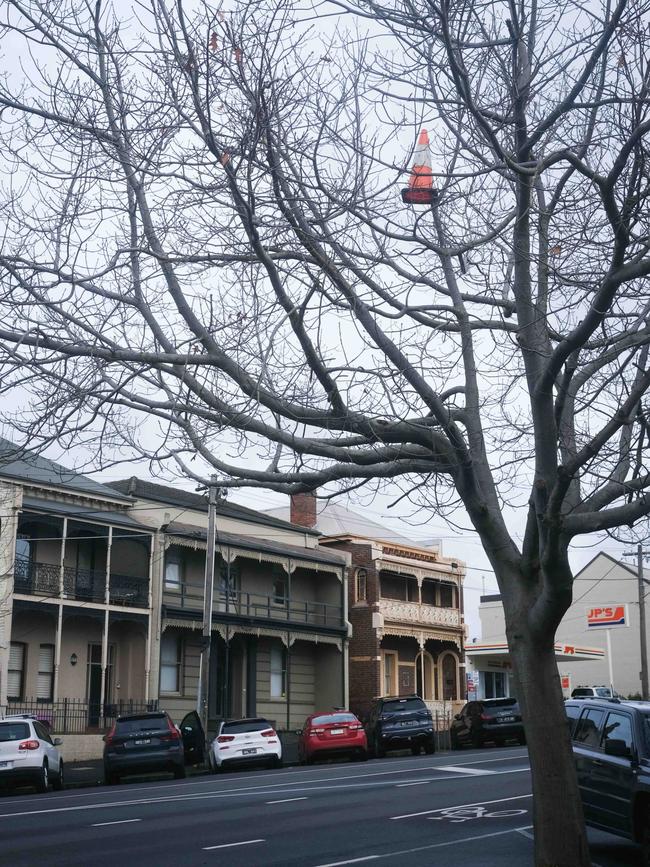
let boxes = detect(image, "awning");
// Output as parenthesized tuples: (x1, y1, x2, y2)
(162, 618, 342, 650)
(467, 641, 605, 662)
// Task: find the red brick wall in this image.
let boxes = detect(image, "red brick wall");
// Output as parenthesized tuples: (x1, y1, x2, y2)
(289, 493, 318, 528)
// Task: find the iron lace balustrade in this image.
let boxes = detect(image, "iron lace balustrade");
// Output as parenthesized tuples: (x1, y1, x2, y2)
(13, 557, 149, 607)
(109, 574, 149, 607)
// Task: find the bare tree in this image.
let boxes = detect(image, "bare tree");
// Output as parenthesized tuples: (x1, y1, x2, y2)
(1, 0, 650, 862)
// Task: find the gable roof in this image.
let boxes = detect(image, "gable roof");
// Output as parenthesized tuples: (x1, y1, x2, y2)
(0, 438, 131, 503)
(109, 477, 320, 536)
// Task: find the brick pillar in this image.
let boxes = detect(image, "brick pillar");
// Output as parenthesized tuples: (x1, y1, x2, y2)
(290, 492, 318, 528)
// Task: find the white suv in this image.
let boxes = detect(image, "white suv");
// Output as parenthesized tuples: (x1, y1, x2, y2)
(0, 715, 64, 793)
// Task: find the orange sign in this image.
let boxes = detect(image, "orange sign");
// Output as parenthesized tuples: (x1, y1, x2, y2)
(586, 605, 628, 629)
(560, 675, 571, 690)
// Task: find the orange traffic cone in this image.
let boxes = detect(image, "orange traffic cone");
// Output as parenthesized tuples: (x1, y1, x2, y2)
(401, 129, 437, 205)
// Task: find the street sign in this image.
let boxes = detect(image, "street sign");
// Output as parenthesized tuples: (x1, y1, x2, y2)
(560, 675, 571, 691)
(586, 605, 629, 629)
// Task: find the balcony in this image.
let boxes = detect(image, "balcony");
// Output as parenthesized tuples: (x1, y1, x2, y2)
(13, 557, 149, 608)
(167, 585, 343, 628)
(377, 598, 461, 628)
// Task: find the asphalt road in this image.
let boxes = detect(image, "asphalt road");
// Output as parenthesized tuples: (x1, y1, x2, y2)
(0, 747, 641, 866)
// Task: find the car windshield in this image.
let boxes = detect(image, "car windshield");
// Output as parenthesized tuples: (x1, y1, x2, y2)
(222, 720, 271, 734)
(381, 698, 426, 713)
(572, 689, 593, 696)
(115, 716, 168, 735)
(0, 722, 30, 741)
(483, 698, 518, 709)
(311, 713, 357, 726)
(594, 688, 612, 697)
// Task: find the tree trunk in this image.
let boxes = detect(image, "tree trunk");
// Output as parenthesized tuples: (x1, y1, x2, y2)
(509, 633, 591, 866)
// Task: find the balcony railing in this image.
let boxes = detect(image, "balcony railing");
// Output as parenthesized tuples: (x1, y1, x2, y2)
(167, 584, 343, 627)
(377, 598, 461, 628)
(13, 557, 149, 608)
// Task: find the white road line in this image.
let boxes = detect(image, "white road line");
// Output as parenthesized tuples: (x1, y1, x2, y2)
(441, 766, 496, 776)
(396, 781, 432, 788)
(92, 819, 142, 827)
(202, 839, 265, 851)
(516, 827, 534, 840)
(391, 793, 533, 820)
(266, 797, 308, 804)
(313, 857, 379, 867)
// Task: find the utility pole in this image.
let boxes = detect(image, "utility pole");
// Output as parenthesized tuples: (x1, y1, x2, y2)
(197, 476, 218, 735)
(623, 545, 650, 701)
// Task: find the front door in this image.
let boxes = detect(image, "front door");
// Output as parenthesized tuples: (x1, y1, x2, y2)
(86, 643, 114, 727)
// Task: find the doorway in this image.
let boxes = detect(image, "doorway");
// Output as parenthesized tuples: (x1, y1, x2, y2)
(87, 643, 114, 726)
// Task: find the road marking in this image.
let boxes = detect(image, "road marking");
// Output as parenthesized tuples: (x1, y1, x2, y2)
(313, 857, 379, 867)
(69, 766, 96, 772)
(266, 797, 308, 804)
(396, 781, 431, 787)
(516, 827, 534, 839)
(441, 766, 496, 776)
(391, 793, 532, 820)
(202, 839, 265, 851)
(92, 819, 142, 827)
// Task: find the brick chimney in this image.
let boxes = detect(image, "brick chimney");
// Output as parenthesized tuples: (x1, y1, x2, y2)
(290, 492, 318, 528)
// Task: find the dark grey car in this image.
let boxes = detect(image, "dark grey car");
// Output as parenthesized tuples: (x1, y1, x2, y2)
(566, 698, 650, 864)
(450, 697, 525, 748)
(103, 711, 204, 785)
(365, 695, 434, 757)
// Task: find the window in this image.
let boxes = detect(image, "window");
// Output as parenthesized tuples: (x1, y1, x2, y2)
(601, 712, 633, 754)
(160, 633, 182, 693)
(164, 556, 182, 591)
(483, 671, 508, 699)
(574, 708, 605, 748)
(439, 583, 455, 608)
(565, 703, 582, 738)
(33, 721, 53, 745)
(272, 576, 287, 606)
(15, 534, 32, 563)
(37, 644, 55, 702)
(270, 644, 287, 698)
(382, 652, 397, 695)
(7, 642, 26, 701)
(355, 568, 367, 602)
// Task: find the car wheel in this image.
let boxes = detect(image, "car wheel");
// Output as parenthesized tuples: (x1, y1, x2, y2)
(411, 745, 420, 756)
(374, 737, 385, 759)
(471, 731, 483, 749)
(637, 800, 650, 867)
(173, 765, 186, 780)
(36, 762, 49, 793)
(358, 750, 369, 762)
(424, 740, 435, 755)
(269, 755, 282, 769)
(104, 766, 119, 785)
(52, 762, 64, 791)
(450, 731, 460, 750)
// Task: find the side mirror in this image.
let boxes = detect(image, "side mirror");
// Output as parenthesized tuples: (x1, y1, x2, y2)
(604, 738, 631, 758)
(53, 737, 63, 746)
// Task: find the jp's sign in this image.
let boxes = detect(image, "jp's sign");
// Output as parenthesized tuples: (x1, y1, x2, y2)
(586, 605, 628, 629)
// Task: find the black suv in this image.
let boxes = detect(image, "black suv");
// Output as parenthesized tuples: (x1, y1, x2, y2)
(450, 697, 525, 749)
(566, 699, 650, 863)
(103, 710, 204, 785)
(365, 695, 434, 757)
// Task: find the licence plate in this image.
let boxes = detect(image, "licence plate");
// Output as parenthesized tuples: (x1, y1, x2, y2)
(0, 761, 11, 769)
(401, 720, 418, 727)
(134, 739, 151, 745)
(499, 717, 515, 723)
(242, 748, 258, 755)
(329, 729, 345, 735)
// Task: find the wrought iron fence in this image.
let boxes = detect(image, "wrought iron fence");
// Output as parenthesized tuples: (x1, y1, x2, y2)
(13, 557, 149, 607)
(1, 698, 158, 734)
(432, 710, 453, 750)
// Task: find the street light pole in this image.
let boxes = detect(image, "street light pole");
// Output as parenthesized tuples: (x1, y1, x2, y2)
(637, 544, 649, 700)
(197, 476, 218, 735)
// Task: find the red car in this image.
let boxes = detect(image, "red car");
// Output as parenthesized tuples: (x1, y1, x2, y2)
(298, 711, 368, 764)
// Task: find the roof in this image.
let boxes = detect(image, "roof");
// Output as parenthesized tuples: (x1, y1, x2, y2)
(0, 438, 131, 503)
(265, 501, 430, 548)
(21, 497, 151, 531)
(110, 478, 320, 536)
(166, 521, 347, 568)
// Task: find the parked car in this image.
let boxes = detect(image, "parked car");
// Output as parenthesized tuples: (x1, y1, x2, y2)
(570, 686, 621, 700)
(365, 694, 434, 757)
(565, 698, 650, 864)
(450, 697, 525, 749)
(103, 710, 203, 784)
(208, 718, 282, 772)
(0, 715, 64, 793)
(298, 711, 367, 764)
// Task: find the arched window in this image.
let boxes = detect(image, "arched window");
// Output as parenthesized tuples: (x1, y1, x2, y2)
(355, 568, 367, 602)
(440, 652, 459, 701)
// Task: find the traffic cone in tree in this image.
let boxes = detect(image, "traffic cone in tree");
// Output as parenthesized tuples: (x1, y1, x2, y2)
(401, 129, 437, 205)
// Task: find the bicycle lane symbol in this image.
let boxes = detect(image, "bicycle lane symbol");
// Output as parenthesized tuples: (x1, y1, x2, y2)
(429, 806, 528, 823)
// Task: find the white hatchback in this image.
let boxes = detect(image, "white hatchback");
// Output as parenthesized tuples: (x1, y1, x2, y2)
(208, 718, 282, 771)
(0, 716, 64, 793)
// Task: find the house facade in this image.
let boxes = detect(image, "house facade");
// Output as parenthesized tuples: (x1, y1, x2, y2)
(266, 494, 466, 719)
(0, 441, 156, 731)
(109, 479, 350, 731)
(472, 552, 648, 699)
